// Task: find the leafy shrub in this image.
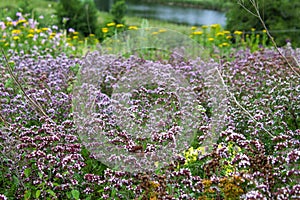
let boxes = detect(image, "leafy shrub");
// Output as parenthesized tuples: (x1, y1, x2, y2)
(110, 0, 127, 24)
(226, 0, 300, 47)
(55, 0, 98, 36)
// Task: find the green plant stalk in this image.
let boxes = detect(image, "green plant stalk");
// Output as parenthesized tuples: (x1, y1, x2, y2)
(0, 48, 49, 118)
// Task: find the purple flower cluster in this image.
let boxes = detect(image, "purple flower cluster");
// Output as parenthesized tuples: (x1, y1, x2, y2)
(0, 45, 299, 199)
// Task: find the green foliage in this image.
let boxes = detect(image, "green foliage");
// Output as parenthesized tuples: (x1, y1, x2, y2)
(110, 0, 127, 24)
(226, 0, 300, 47)
(55, 0, 98, 36)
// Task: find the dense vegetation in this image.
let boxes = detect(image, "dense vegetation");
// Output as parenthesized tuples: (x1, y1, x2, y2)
(0, 0, 299, 199)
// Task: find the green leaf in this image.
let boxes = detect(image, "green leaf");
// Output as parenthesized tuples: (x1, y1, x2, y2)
(38, 171, 43, 179)
(71, 189, 80, 200)
(36, 190, 41, 198)
(47, 189, 56, 197)
(24, 168, 31, 178)
(24, 190, 31, 200)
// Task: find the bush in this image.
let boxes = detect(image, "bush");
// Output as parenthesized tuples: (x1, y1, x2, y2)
(110, 0, 127, 24)
(55, 0, 98, 36)
(226, 0, 300, 47)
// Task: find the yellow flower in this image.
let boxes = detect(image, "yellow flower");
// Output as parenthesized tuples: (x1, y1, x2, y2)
(50, 32, 56, 36)
(223, 30, 231, 34)
(128, 26, 138, 30)
(12, 29, 21, 35)
(35, 29, 41, 33)
(116, 24, 124, 28)
(6, 21, 12, 26)
(73, 31, 79, 35)
(251, 28, 256, 32)
(159, 29, 166, 33)
(102, 27, 109, 33)
(78, 40, 83, 44)
(193, 31, 203, 35)
(222, 42, 230, 47)
(107, 22, 116, 27)
(13, 36, 20, 40)
(26, 34, 34, 38)
(208, 37, 214, 42)
(234, 31, 243, 35)
(67, 38, 71, 41)
(210, 24, 220, 29)
(49, 35, 54, 39)
(201, 25, 208, 29)
(262, 29, 267, 33)
(41, 28, 49, 31)
(191, 26, 197, 30)
(216, 32, 224, 37)
(4, 43, 9, 46)
(29, 29, 35, 34)
(17, 19, 27, 24)
(152, 32, 159, 35)
(73, 36, 79, 39)
(226, 35, 232, 40)
(89, 33, 95, 37)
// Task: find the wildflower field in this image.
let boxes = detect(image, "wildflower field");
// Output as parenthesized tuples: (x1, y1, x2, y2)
(0, 10, 299, 200)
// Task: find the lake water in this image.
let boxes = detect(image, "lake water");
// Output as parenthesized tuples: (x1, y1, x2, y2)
(126, 2, 226, 26)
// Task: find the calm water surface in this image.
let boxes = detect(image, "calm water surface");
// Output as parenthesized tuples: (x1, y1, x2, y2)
(126, 2, 226, 26)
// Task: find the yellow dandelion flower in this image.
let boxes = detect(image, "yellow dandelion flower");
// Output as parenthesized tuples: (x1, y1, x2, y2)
(216, 32, 224, 37)
(12, 29, 21, 35)
(226, 35, 232, 40)
(201, 25, 208, 29)
(193, 31, 203, 35)
(251, 28, 256, 32)
(49, 35, 54, 39)
(107, 22, 116, 27)
(29, 29, 35, 34)
(191, 26, 197, 30)
(41, 28, 48, 31)
(73, 36, 79, 39)
(102, 27, 109, 33)
(116, 24, 124, 28)
(50, 32, 56, 36)
(73, 31, 79, 35)
(13, 36, 20, 40)
(223, 30, 230, 34)
(17, 19, 27, 24)
(89, 33, 95, 37)
(210, 24, 220, 29)
(159, 29, 166, 33)
(26, 34, 34, 38)
(222, 42, 230, 47)
(262, 29, 267, 33)
(208, 37, 214, 41)
(6, 21, 13, 26)
(67, 38, 71, 41)
(35, 29, 42, 33)
(67, 42, 73, 46)
(234, 31, 243, 35)
(128, 26, 138, 30)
